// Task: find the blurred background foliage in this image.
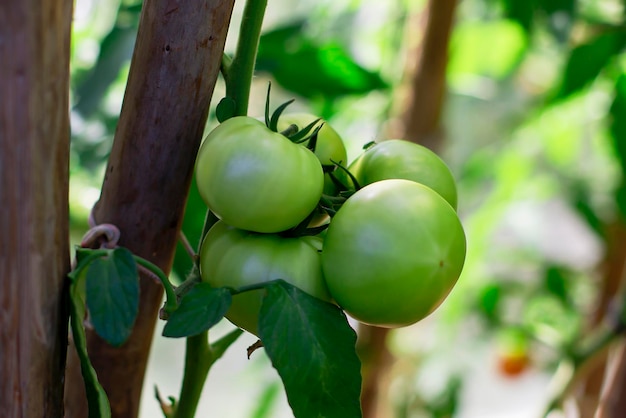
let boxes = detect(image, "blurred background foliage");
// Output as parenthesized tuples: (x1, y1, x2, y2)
(69, 0, 626, 416)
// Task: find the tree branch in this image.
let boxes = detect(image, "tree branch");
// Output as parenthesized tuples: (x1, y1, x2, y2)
(0, 0, 73, 415)
(394, 0, 457, 151)
(63, 1, 235, 417)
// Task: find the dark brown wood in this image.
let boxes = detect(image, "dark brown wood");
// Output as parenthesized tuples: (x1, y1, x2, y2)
(578, 221, 626, 415)
(588, 221, 626, 417)
(63, 1, 235, 417)
(359, 326, 394, 418)
(0, 0, 73, 416)
(394, 0, 457, 151)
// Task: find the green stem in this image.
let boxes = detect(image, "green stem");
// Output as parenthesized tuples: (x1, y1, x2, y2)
(173, 332, 213, 418)
(225, 0, 268, 116)
(173, 329, 244, 418)
(134, 255, 179, 314)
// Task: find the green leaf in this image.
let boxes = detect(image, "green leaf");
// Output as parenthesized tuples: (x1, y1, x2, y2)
(73, 26, 137, 117)
(69, 271, 112, 418)
(610, 75, 626, 219)
(537, 0, 575, 41)
(553, 31, 626, 102)
(610, 74, 626, 174)
(501, 0, 535, 32)
(259, 281, 362, 418)
(73, 2, 141, 117)
(216, 97, 237, 123)
(256, 23, 387, 100)
(162, 283, 232, 338)
(86, 247, 140, 347)
(544, 266, 570, 304)
(69, 248, 104, 284)
(448, 20, 528, 83)
(478, 283, 501, 322)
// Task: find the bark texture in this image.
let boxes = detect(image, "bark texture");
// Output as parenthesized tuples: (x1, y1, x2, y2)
(0, 0, 74, 416)
(63, 1, 235, 417)
(393, 0, 457, 151)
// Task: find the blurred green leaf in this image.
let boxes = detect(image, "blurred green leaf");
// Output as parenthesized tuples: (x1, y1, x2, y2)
(448, 20, 528, 82)
(162, 284, 231, 338)
(259, 280, 362, 418)
(424, 375, 462, 418)
(544, 266, 569, 304)
(610, 74, 626, 174)
(501, 0, 535, 32)
(571, 184, 605, 238)
(256, 22, 387, 100)
(498, 0, 574, 39)
(86, 248, 139, 347)
(478, 283, 501, 323)
(250, 382, 281, 418)
(552, 31, 626, 102)
(523, 294, 581, 348)
(536, 0, 575, 41)
(73, 4, 141, 117)
(610, 74, 626, 219)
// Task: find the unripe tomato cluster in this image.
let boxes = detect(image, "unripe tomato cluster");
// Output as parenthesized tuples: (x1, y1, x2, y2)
(195, 113, 466, 335)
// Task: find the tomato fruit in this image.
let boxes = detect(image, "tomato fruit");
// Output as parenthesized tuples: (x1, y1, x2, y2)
(277, 113, 348, 195)
(321, 179, 466, 327)
(495, 328, 530, 377)
(196, 116, 324, 233)
(199, 220, 331, 335)
(348, 139, 458, 209)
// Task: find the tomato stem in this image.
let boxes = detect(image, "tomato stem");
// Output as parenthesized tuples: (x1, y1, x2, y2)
(171, 328, 243, 418)
(225, 0, 268, 117)
(133, 255, 179, 314)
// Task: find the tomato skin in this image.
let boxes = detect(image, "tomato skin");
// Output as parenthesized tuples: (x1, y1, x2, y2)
(195, 116, 324, 233)
(277, 113, 348, 195)
(348, 139, 458, 209)
(321, 179, 466, 327)
(199, 220, 331, 335)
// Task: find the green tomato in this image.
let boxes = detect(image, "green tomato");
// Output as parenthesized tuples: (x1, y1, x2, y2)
(196, 116, 324, 233)
(200, 220, 331, 335)
(277, 113, 348, 195)
(321, 179, 466, 328)
(348, 139, 458, 209)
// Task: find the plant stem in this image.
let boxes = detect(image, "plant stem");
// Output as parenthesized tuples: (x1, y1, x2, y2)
(225, 0, 268, 116)
(172, 329, 244, 418)
(134, 256, 179, 314)
(173, 332, 213, 418)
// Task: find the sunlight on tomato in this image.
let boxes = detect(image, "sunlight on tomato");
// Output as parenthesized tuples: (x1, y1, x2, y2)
(321, 179, 466, 327)
(199, 220, 330, 335)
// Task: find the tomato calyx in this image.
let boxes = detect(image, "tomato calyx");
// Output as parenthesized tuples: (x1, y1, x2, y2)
(279, 206, 329, 238)
(328, 159, 362, 192)
(263, 82, 324, 151)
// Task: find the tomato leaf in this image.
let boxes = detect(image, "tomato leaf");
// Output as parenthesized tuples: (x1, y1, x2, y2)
(85, 247, 140, 347)
(552, 31, 626, 102)
(216, 96, 237, 123)
(257, 22, 387, 100)
(69, 270, 112, 418)
(610, 74, 626, 219)
(259, 280, 362, 418)
(162, 283, 232, 338)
